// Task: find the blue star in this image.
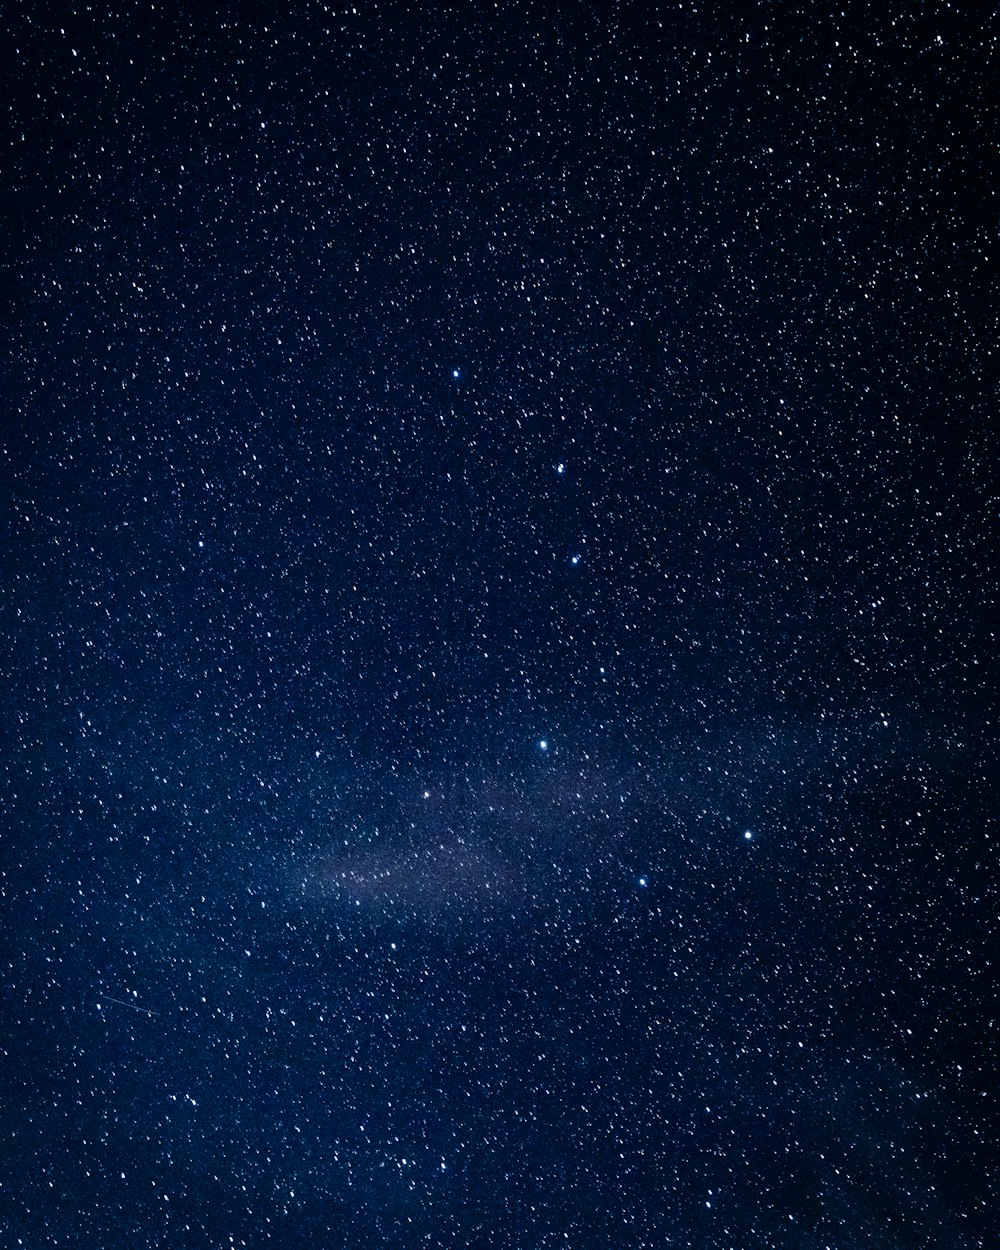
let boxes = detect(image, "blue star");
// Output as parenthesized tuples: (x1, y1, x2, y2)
(538, 739, 549, 752)
(744, 830, 753, 840)
(451, 368, 461, 379)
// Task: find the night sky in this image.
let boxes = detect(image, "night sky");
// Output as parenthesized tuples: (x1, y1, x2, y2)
(0, 2, 995, 1247)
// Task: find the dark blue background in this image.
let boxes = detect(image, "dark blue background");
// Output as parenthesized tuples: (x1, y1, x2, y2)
(0, 2, 993, 1246)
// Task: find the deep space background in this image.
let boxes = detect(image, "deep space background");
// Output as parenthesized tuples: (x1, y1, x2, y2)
(0, 2, 995, 1247)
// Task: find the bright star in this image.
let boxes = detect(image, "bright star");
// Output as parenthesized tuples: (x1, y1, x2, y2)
(452, 368, 461, 379)
(538, 739, 548, 752)
(744, 830, 753, 840)
(638, 876, 648, 887)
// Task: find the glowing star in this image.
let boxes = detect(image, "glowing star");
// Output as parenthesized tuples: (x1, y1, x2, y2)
(744, 830, 753, 840)
(556, 463, 566, 475)
(538, 739, 549, 752)
(638, 876, 648, 887)
(570, 554, 581, 566)
(452, 368, 461, 379)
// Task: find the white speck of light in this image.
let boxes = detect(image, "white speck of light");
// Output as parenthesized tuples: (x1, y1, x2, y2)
(744, 830, 753, 840)
(570, 554, 581, 565)
(556, 463, 566, 474)
(638, 877, 648, 887)
(538, 739, 549, 752)
(452, 368, 461, 379)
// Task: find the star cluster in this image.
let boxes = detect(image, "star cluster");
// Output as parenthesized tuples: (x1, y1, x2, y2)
(0, 3, 993, 1248)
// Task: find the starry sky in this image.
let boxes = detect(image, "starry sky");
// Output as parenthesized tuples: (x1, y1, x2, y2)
(0, 2, 995, 1247)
